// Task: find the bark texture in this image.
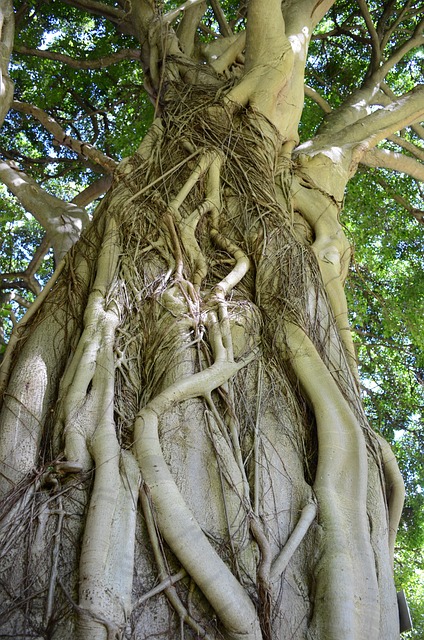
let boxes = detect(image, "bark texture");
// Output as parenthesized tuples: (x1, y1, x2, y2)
(0, 2, 408, 639)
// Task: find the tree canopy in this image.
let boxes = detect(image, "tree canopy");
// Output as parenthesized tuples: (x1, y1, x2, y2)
(0, 0, 423, 637)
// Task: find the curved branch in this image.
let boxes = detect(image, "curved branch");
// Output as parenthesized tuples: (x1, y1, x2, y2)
(0, 160, 89, 259)
(270, 502, 317, 580)
(13, 45, 141, 69)
(285, 322, 379, 637)
(378, 17, 424, 81)
(375, 434, 405, 569)
(0, 234, 51, 296)
(12, 100, 118, 173)
(133, 354, 261, 640)
(304, 84, 332, 114)
(360, 147, 424, 182)
(176, 1, 206, 57)
(378, 0, 411, 48)
(61, 0, 125, 23)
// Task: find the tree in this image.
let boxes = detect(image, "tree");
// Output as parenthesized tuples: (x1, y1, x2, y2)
(0, 1, 423, 638)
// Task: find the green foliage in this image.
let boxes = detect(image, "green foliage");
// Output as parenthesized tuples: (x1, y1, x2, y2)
(344, 169, 424, 637)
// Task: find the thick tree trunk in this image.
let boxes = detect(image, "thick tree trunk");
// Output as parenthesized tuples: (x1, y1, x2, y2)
(0, 83, 403, 639)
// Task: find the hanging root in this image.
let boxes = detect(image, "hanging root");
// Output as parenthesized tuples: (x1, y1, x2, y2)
(284, 322, 379, 640)
(131, 147, 262, 636)
(375, 434, 405, 570)
(138, 484, 213, 640)
(291, 171, 359, 387)
(270, 502, 317, 581)
(133, 338, 261, 640)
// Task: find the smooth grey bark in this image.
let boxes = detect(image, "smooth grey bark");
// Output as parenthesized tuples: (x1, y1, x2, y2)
(1, 1, 418, 639)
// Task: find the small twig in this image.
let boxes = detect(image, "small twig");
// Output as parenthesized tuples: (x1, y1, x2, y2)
(253, 361, 263, 516)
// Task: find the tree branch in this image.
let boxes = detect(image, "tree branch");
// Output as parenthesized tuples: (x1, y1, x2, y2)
(357, 0, 381, 71)
(371, 173, 424, 224)
(360, 147, 424, 182)
(381, 81, 424, 141)
(209, 0, 233, 37)
(176, 0, 206, 57)
(354, 86, 424, 149)
(387, 134, 424, 163)
(0, 161, 89, 259)
(377, 16, 424, 81)
(244, 0, 286, 72)
(61, 0, 125, 23)
(380, 0, 416, 50)
(304, 84, 332, 114)
(163, 0, 206, 24)
(71, 174, 112, 207)
(0, 235, 51, 296)
(283, 0, 335, 35)
(316, 85, 424, 156)
(13, 45, 141, 69)
(12, 100, 118, 173)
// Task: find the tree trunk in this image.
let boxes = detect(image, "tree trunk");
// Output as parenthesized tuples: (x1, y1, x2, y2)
(0, 5, 405, 639)
(0, 87, 402, 640)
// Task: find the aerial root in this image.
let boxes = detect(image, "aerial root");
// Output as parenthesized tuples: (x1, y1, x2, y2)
(139, 484, 213, 639)
(45, 494, 66, 625)
(133, 311, 261, 639)
(375, 433, 405, 569)
(56, 215, 121, 467)
(270, 502, 317, 581)
(285, 322, 379, 638)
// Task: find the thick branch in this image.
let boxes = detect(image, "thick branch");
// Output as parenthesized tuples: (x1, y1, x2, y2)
(176, 1, 206, 57)
(12, 100, 118, 173)
(0, 161, 89, 259)
(71, 175, 112, 207)
(225, 0, 299, 138)
(283, 0, 335, 37)
(13, 45, 141, 69)
(381, 81, 424, 142)
(320, 86, 424, 153)
(61, 0, 125, 23)
(360, 147, 424, 182)
(244, 0, 286, 72)
(375, 435, 405, 569)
